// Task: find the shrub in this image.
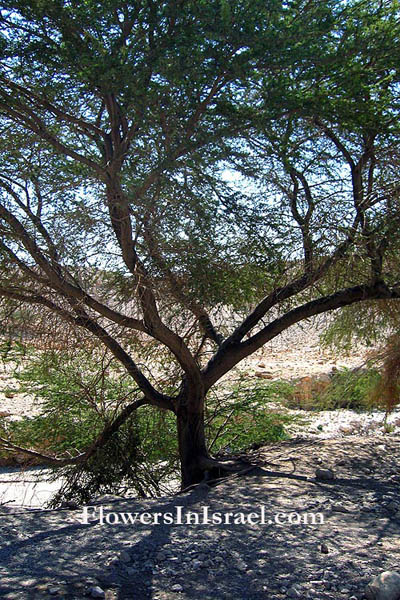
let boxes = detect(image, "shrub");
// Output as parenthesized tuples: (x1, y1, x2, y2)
(0, 350, 298, 505)
(287, 368, 382, 411)
(206, 378, 298, 453)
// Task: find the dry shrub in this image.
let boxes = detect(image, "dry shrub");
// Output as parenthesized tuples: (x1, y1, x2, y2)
(292, 375, 331, 410)
(369, 335, 400, 415)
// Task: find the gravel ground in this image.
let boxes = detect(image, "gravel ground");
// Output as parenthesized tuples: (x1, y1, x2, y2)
(0, 435, 399, 600)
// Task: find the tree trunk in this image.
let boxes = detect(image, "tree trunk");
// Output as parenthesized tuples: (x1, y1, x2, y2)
(177, 396, 209, 489)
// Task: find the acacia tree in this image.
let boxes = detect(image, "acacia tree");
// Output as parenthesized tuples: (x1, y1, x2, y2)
(0, 0, 399, 488)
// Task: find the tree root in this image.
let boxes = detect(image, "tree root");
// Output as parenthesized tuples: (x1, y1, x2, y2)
(177, 455, 255, 495)
(177, 464, 257, 495)
(198, 455, 251, 472)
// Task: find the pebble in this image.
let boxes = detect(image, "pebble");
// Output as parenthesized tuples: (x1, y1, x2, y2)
(171, 584, 183, 592)
(192, 560, 203, 568)
(90, 586, 106, 599)
(236, 560, 247, 571)
(320, 543, 329, 554)
(255, 371, 274, 379)
(315, 468, 335, 481)
(119, 550, 131, 563)
(287, 584, 302, 598)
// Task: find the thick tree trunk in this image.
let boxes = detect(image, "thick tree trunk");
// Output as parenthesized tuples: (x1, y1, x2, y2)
(177, 396, 209, 489)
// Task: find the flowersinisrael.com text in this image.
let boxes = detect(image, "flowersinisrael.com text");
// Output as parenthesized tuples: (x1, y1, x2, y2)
(80, 505, 325, 527)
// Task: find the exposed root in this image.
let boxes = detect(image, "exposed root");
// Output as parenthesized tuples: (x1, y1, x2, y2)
(197, 455, 251, 472)
(177, 464, 257, 495)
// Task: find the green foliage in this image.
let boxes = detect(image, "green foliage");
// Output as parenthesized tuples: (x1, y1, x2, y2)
(0, 339, 28, 364)
(0, 347, 180, 499)
(13, 349, 135, 414)
(303, 368, 381, 411)
(320, 301, 400, 353)
(0, 350, 298, 503)
(321, 368, 381, 411)
(206, 379, 297, 453)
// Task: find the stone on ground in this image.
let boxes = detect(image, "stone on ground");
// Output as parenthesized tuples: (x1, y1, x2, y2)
(365, 571, 400, 600)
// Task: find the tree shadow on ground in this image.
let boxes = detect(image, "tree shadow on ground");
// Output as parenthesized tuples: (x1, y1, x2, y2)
(0, 436, 399, 599)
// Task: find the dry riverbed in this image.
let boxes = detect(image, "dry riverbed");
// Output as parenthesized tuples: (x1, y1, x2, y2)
(0, 436, 399, 599)
(0, 324, 400, 599)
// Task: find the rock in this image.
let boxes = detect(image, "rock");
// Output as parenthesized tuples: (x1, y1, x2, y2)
(119, 550, 131, 563)
(287, 584, 302, 598)
(236, 560, 247, 572)
(196, 553, 206, 561)
(320, 543, 329, 554)
(340, 425, 354, 435)
(315, 468, 335, 481)
(48, 588, 59, 595)
(171, 584, 183, 592)
(365, 571, 400, 600)
(255, 371, 274, 379)
(90, 586, 106, 599)
(317, 373, 332, 384)
(192, 560, 203, 569)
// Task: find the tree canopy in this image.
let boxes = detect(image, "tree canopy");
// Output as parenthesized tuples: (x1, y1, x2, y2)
(0, 0, 399, 488)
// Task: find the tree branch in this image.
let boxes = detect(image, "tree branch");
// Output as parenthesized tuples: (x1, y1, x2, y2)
(204, 281, 400, 388)
(0, 397, 148, 467)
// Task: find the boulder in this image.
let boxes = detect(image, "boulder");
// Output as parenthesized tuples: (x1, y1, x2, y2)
(90, 586, 106, 599)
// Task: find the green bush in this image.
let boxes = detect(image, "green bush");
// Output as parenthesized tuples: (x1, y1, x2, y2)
(0, 338, 27, 364)
(1, 351, 298, 504)
(311, 368, 381, 411)
(206, 379, 298, 454)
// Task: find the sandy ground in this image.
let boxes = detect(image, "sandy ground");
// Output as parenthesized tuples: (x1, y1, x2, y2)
(0, 467, 62, 508)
